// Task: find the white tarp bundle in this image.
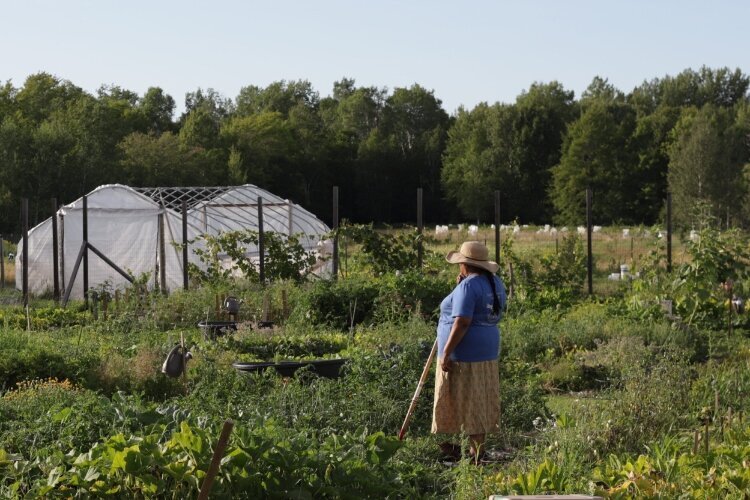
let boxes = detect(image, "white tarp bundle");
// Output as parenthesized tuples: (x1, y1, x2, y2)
(16, 184, 331, 299)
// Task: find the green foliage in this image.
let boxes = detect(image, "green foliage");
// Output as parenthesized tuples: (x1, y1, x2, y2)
(497, 234, 585, 312)
(668, 104, 747, 227)
(628, 217, 750, 330)
(0, 306, 88, 330)
(334, 223, 427, 275)
(0, 418, 414, 498)
(537, 234, 587, 294)
(293, 277, 381, 330)
(227, 331, 348, 360)
(189, 230, 317, 284)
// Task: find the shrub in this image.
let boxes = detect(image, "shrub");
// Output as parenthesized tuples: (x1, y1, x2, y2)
(293, 277, 381, 330)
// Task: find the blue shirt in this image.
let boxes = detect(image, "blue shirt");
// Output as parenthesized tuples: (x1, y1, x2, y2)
(437, 274, 506, 362)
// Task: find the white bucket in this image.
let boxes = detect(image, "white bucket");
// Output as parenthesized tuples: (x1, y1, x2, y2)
(620, 264, 630, 279)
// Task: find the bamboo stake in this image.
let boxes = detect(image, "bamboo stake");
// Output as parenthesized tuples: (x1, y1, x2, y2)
(197, 419, 234, 500)
(398, 340, 437, 440)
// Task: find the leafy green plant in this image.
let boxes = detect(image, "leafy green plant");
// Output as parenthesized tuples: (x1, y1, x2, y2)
(188, 230, 317, 284)
(333, 223, 428, 274)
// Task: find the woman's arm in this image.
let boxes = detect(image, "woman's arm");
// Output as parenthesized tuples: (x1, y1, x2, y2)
(440, 316, 472, 372)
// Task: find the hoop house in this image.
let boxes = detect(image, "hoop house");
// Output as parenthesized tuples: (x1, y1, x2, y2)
(17, 184, 331, 299)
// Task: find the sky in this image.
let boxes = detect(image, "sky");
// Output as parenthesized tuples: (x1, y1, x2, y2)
(2, 0, 749, 116)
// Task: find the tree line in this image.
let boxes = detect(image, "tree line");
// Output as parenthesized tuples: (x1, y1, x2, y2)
(0, 67, 748, 234)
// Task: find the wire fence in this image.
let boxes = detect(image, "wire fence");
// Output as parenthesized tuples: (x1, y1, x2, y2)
(9, 185, 700, 302)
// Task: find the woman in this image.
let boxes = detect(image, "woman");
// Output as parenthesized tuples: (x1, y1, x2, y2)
(432, 240, 506, 461)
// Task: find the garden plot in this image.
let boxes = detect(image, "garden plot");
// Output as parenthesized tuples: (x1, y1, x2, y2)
(1, 223, 749, 497)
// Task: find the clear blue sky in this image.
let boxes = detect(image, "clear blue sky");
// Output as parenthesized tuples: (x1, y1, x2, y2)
(3, 0, 748, 115)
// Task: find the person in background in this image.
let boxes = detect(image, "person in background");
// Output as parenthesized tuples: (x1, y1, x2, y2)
(432, 241, 506, 462)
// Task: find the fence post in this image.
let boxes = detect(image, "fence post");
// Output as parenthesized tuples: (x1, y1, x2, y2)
(52, 198, 60, 302)
(666, 192, 673, 273)
(332, 186, 339, 280)
(158, 211, 167, 294)
(417, 188, 423, 269)
(257, 197, 265, 284)
(82, 195, 89, 306)
(586, 188, 593, 296)
(22, 198, 29, 306)
(182, 201, 189, 290)
(0, 234, 4, 289)
(494, 190, 500, 265)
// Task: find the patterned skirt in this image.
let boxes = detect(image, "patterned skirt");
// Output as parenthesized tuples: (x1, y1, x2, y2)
(431, 359, 500, 435)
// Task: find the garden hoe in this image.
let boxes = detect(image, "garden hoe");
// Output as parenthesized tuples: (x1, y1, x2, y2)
(398, 340, 437, 440)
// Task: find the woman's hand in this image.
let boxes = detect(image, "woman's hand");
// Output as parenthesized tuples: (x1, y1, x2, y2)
(440, 356, 453, 372)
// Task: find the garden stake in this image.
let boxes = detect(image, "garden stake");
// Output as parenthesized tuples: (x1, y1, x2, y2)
(281, 289, 289, 321)
(180, 332, 188, 386)
(705, 422, 709, 454)
(715, 389, 720, 419)
(398, 340, 437, 441)
(692, 429, 699, 455)
(198, 419, 234, 500)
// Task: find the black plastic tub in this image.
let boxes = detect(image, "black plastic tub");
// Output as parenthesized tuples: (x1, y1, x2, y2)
(232, 362, 275, 374)
(232, 359, 348, 378)
(233, 359, 348, 379)
(198, 320, 237, 340)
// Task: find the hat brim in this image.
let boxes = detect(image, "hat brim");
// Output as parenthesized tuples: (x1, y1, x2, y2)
(445, 251, 499, 273)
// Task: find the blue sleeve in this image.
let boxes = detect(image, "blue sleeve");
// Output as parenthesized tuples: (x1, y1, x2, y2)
(451, 280, 476, 318)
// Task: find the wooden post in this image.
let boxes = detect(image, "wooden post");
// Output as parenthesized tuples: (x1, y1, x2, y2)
(180, 332, 187, 384)
(60, 213, 65, 292)
(705, 421, 710, 454)
(281, 288, 289, 320)
(257, 197, 265, 284)
(262, 293, 270, 323)
(197, 419, 234, 500)
(417, 188, 423, 269)
(92, 292, 99, 320)
(22, 198, 29, 307)
(715, 389, 720, 419)
(692, 429, 699, 454)
(586, 188, 593, 295)
(158, 212, 166, 294)
(182, 201, 189, 290)
(82, 194, 89, 306)
(666, 192, 673, 273)
(494, 190, 500, 266)
(508, 262, 514, 299)
(0, 234, 4, 289)
(332, 186, 339, 280)
(61, 242, 87, 307)
(51, 199, 60, 302)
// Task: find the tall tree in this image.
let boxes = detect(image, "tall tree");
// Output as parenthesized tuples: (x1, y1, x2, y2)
(551, 100, 639, 224)
(140, 87, 175, 134)
(668, 105, 747, 227)
(356, 84, 449, 222)
(510, 81, 577, 222)
(119, 132, 217, 186)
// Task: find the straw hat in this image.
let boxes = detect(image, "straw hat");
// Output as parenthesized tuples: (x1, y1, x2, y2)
(445, 241, 499, 273)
